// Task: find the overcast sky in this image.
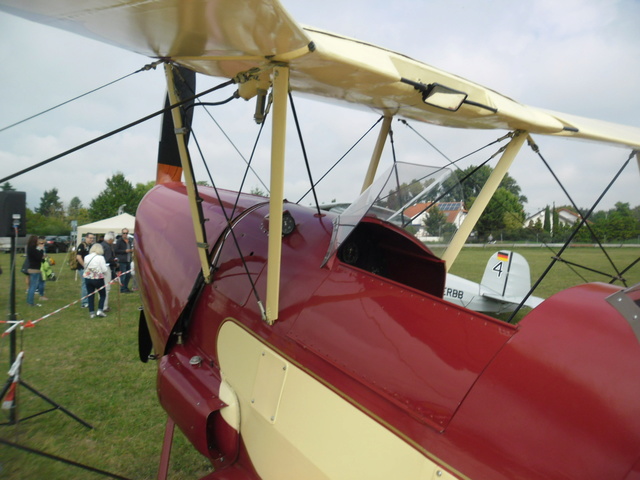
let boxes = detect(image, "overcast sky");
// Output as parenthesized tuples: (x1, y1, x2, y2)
(0, 0, 638, 217)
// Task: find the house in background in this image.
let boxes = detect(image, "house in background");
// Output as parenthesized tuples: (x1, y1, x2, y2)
(525, 207, 583, 232)
(405, 201, 467, 241)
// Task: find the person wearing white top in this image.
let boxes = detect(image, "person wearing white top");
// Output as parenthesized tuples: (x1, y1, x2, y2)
(82, 243, 109, 318)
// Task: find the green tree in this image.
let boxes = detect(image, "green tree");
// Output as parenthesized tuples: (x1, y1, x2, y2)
(422, 205, 447, 236)
(543, 205, 551, 233)
(631, 205, 640, 224)
(89, 173, 138, 220)
(455, 165, 527, 240)
(26, 209, 69, 235)
(475, 188, 525, 239)
(67, 197, 91, 225)
(36, 188, 65, 218)
(249, 186, 268, 197)
(67, 196, 83, 217)
(455, 165, 528, 206)
(605, 202, 639, 241)
(573, 203, 640, 243)
(1, 182, 16, 191)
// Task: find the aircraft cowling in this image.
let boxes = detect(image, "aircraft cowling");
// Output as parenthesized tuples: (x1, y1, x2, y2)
(135, 183, 261, 355)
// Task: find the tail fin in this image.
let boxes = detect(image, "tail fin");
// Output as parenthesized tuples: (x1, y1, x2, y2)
(480, 251, 543, 308)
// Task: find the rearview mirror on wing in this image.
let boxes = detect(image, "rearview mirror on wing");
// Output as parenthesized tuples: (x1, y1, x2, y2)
(401, 78, 468, 111)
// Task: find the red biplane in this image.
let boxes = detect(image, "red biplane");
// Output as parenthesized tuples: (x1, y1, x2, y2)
(1, 1, 640, 479)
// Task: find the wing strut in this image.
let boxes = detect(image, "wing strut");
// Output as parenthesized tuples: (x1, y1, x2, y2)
(164, 64, 212, 283)
(361, 115, 393, 193)
(264, 65, 290, 324)
(442, 130, 528, 271)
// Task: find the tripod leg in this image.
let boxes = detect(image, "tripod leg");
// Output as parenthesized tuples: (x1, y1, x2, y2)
(20, 380, 93, 429)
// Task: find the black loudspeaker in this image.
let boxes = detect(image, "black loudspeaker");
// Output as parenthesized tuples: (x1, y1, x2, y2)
(0, 191, 26, 237)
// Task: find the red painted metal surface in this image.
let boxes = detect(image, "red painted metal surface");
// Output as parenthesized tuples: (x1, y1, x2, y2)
(136, 184, 640, 479)
(288, 262, 515, 431)
(157, 345, 233, 465)
(440, 283, 640, 479)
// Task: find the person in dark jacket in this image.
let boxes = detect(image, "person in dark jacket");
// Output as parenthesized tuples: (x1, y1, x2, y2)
(26, 235, 45, 306)
(76, 233, 95, 307)
(114, 228, 133, 293)
(100, 231, 117, 311)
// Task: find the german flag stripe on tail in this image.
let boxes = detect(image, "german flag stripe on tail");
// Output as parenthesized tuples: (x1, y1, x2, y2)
(497, 252, 509, 261)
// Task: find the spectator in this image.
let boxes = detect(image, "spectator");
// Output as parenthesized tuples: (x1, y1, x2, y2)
(76, 233, 95, 307)
(36, 235, 50, 301)
(82, 243, 109, 318)
(26, 235, 45, 307)
(101, 231, 117, 312)
(115, 228, 133, 293)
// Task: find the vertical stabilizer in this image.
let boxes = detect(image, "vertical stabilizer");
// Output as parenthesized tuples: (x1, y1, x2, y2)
(480, 251, 532, 300)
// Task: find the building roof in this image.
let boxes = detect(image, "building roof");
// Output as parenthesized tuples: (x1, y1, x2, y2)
(404, 202, 466, 224)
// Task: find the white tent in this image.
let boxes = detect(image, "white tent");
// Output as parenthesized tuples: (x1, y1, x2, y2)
(76, 213, 135, 245)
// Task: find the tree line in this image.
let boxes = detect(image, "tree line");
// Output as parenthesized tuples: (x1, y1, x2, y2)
(1, 173, 154, 236)
(3, 165, 639, 242)
(424, 165, 640, 243)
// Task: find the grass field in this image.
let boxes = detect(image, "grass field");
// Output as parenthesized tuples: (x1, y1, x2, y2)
(0, 246, 638, 479)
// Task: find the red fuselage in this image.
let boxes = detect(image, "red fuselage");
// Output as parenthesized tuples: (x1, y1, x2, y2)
(136, 183, 640, 479)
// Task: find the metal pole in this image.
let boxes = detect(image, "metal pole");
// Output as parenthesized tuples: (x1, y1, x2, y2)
(361, 115, 392, 193)
(7, 234, 17, 424)
(265, 65, 289, 324)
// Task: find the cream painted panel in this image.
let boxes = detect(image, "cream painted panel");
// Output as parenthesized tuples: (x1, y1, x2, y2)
(217, 321, 463, 480)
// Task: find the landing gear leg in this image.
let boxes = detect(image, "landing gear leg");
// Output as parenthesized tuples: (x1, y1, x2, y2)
(158, 416, 175, 480)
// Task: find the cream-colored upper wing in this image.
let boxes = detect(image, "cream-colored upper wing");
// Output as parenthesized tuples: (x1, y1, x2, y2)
(2, 0, 639, 147)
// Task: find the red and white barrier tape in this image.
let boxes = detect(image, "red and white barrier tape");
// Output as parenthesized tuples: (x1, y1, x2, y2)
(1, 269, 133, 337)
(2, 351, 24, 410)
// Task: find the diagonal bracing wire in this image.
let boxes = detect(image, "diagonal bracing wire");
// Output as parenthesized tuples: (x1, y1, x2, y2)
(289, 92, 321, 216)
(400, 119, 629, 289)
(0, 61, 163, 134)
(0, 80, 236, 184)
(527, 136, 628, 286)
(190, 128, 265, 313)
(507, 149, 637, 323)
(297, 116, 385, 204)
(173, 65, 271, 195)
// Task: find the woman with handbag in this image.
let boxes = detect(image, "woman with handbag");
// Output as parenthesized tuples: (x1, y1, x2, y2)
(82, 243, 109, 318)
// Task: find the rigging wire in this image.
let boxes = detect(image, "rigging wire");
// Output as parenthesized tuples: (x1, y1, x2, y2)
(194, 99, 270, 195)
(399, 145, 510, 228)
(616, 256, 640, 283)
(288, 91, 322, 216)
(388, 126, 405, 209)
(174, 66, 270, 195)
(527, 136, 627, 286)
(190, 129, 264, 310)
(400, 119, 594, 285)
(296, 116, 384, 204)
(398, 119, 454, 165)
(507, 149, 637, 323)
(402, 119, 634, 303)
(367, 123, 513, 225)
(0, 61, 163, 134)
(0, 80, 235, 184)
(231, 109, 269, 219)
(0, 438, 133, 480)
